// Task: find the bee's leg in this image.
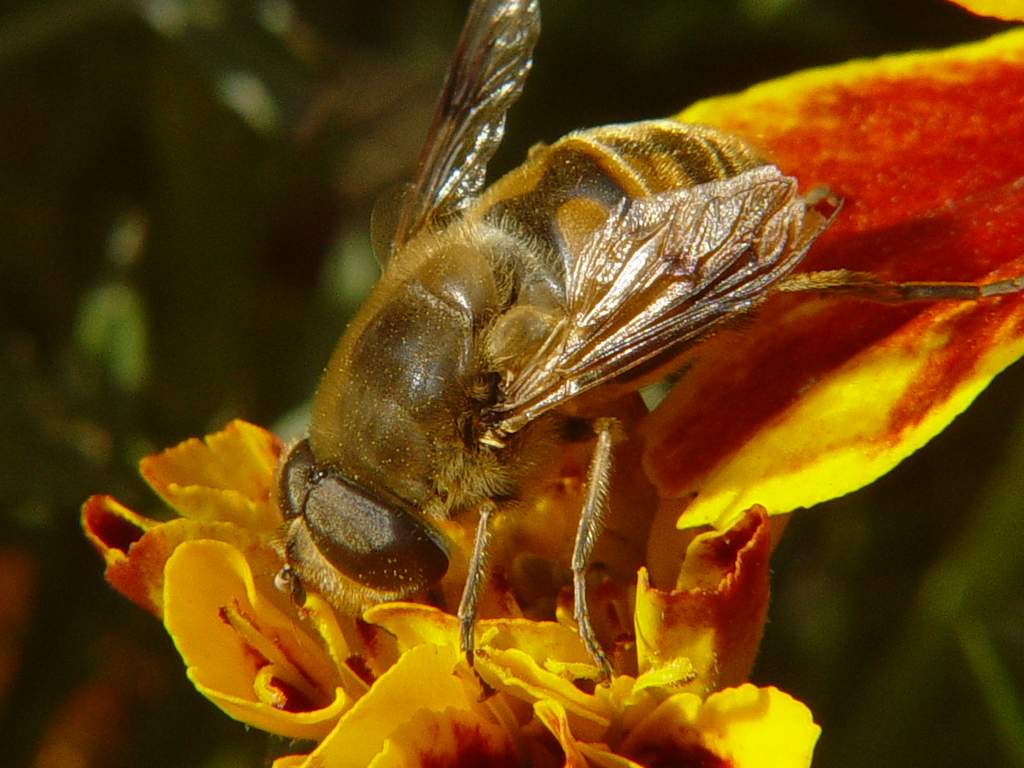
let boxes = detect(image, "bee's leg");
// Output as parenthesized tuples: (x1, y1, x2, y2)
(458, 500, 498, 667)
(572, 417, 617, 681)
(778, 269, 1024, 303)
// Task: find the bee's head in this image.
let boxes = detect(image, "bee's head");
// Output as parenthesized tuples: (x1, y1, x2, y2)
(273, 439, 449, 611)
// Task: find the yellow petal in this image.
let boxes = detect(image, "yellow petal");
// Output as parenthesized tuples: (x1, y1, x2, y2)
(303, 593, 381, 696)
(362, 602, 460, 653)
(577, 743, 648, 768)
(368, 706, 516, 768)
(534, 698, 643, 768)
(140, 419, 282, 533)
(365, 602, 596, 675)
(635, 507, 771, 694)
(163, 540, 347, 740)
(296, 642, 479, 768)
(621, 684, 819, 767)
(478, 647, 613, 744)
(677, 301, 1024, 530)
(950, 0, 1024, 20)
(698, 685, 820, 768)
(365, 602, 625, 746)
(534, 699, 589, 767)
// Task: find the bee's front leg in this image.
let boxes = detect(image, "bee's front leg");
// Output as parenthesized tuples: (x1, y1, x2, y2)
(457, 500, 498, 666)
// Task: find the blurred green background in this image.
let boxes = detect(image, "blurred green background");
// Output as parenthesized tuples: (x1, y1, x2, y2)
(2, 0, 1021, 765)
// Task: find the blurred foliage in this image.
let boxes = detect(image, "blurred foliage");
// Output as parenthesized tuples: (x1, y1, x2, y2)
(1, 0, 1021, 766)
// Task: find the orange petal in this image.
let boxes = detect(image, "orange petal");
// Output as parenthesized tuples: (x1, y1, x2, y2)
(0, 548, 35, 704)
(635, 507, 771, 693)
(950, 0, 1024, 20)
(81, 495, 158, 612)
(140, 419, 282, 533)
(163, 540, 348, 740)
(81, 494, 275, 616)
(31, 679, 125, 768)
(677, 30, 1024, 234)
(646, 30, 1024, 529)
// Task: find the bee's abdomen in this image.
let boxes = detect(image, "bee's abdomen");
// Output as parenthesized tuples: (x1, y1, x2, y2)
(573, 120, 764, 194)
(475, 120, 765, 275)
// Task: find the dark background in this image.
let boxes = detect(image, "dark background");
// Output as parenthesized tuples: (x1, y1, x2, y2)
(2, 1, 1022, 765)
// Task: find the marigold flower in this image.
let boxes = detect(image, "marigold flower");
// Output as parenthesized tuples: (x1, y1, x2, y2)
(84, 420, 807, 766)
(83, 7, 1024, 767)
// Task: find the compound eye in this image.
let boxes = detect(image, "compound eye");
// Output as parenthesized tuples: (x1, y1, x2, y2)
(302, 468, 449, 595)
(277, 439, 317, 521)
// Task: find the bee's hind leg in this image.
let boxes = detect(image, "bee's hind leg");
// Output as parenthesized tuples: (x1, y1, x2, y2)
(572, 417, 619, 682)
(777, 269, 1024, 303)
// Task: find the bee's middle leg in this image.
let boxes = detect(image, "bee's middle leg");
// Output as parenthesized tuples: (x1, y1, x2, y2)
(572, 417, 618, 681)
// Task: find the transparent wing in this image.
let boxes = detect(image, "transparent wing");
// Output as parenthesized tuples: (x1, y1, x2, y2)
(388, 0, 541, 257)
(493, 165, 839, 433)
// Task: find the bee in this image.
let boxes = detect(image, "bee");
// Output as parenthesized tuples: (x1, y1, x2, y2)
(273, 0, 1023, 677)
